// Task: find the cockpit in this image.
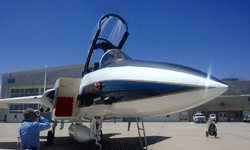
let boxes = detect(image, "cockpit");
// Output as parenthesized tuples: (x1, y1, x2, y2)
(84, 14, 129, 74)
(100, 49, 131, 68)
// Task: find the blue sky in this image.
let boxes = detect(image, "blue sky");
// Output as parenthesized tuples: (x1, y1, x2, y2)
(1, 0, 250, 87)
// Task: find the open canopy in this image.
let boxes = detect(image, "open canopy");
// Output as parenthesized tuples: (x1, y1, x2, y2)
(84, 14, 129, 72)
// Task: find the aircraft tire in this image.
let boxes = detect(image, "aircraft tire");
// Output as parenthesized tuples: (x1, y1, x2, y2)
(46, 130, 54, 146)
(206, 131, 208, 137)
(214, 131, 217, 138)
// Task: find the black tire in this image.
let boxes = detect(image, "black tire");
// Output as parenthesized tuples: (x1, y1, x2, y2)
(46, 130, 54, 146)
(206, 131, 208, 137)
(214, 131, 217, 137)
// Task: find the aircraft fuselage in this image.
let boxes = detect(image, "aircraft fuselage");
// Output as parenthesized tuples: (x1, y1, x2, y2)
(78, 58, 228, 118)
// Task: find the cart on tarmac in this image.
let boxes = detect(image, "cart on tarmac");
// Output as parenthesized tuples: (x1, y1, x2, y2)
(206, 118, 217, 138)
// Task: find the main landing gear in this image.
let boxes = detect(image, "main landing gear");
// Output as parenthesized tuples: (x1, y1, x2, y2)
(46, 121, 65, 146)
(46, 121, 57, 146)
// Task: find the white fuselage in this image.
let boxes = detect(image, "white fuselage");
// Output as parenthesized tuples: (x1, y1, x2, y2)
(78, 66, 228, 118)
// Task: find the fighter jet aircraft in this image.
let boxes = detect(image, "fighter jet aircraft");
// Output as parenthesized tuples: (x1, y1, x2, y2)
(0, 13, 228, 149)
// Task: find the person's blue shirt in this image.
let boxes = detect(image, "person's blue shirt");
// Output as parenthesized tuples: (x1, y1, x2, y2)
(19, 116, 51, 148)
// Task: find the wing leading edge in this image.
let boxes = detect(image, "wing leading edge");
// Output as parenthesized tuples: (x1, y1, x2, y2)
(0, 95, 42, 103)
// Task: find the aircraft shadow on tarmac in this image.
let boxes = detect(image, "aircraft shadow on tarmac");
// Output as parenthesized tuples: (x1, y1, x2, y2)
(0, 133, 170, 150)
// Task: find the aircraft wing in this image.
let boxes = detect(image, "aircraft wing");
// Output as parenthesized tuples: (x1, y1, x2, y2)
(0, 95, 42, 103)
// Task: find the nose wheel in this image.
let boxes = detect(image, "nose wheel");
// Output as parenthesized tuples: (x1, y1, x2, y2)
(90, 117, 103, 150)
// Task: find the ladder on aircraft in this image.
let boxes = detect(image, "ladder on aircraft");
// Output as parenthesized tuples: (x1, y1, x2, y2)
(136, 117, 148, 150)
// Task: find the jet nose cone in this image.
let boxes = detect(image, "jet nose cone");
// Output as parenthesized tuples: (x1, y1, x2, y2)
(206, 77, 229, 89)
(222, 82, 229, 89)
(219, 80, 230, 90)
(216, 80, 229, 93)
(202, 77, 229, 98)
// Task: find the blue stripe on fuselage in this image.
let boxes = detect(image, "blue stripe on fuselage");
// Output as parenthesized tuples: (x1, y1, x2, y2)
(100, 80, 201, 103)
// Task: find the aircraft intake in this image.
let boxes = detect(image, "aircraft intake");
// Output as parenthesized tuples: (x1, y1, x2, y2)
(41, 89, 55, 112)
(68, 124, 92, 142)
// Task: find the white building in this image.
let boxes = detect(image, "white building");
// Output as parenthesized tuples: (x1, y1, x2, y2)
(1, 63, 85, 122)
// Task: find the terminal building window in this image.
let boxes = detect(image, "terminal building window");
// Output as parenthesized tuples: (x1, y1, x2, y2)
(10, 88, 39, 98)
(9, 103, 40, 114)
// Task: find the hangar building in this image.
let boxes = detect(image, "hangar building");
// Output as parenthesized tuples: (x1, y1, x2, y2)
(1, 64, 250, 123)
(0, 64, 86, 122)
(189, 79, 250, 122)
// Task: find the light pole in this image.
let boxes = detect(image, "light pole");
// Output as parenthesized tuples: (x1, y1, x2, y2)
(43, 65, 47, 94)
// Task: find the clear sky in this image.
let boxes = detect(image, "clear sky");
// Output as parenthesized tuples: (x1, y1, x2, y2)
(1, 0, 250, 87)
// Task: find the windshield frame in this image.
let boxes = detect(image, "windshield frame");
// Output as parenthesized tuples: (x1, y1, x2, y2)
(84, 13, 129, 73)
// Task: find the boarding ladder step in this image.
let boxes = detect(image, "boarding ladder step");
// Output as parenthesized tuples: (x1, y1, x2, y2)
(136, 117, 148, 150)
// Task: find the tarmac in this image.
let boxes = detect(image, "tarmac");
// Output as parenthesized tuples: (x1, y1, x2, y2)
(0, 122, 249, 150)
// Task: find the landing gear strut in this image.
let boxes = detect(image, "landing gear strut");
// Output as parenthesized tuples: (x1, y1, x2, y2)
(90, 117, 103, 150)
